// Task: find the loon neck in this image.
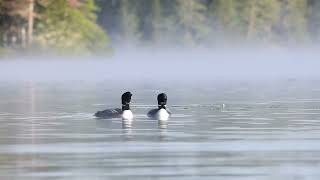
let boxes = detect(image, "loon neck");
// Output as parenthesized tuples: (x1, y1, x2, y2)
(122, 104, 130, 111)
(158, 105, 166, 110)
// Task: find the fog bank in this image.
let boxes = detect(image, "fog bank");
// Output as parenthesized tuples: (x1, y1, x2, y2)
(1, 49, 319, 83)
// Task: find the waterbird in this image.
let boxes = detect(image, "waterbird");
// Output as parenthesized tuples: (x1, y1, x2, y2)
(94, 91, 133, 120)
(147, 93, 171, 121)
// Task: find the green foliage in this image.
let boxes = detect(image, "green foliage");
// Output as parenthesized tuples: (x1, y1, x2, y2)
(0, 0, 112, 57)
(35, 0, 111, 55)
(151, 0, 162, 43)
(211, 0, 236, 31)
(276, 0, 308, 44)
(96, 0, 312, 47)
(308, 0, 320, 42)
(1, 0, 320, 55)
(243, 0, 281, 41)
(0, 0, 3, 11)
(0, 1, 5, 49)
(175, 0, 210, 46)
(208, 0, 239, 44)
(206, 0, 310, 46)
(119, 0, 141, 43)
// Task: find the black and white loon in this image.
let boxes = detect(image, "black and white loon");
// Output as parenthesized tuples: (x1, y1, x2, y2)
(94, 92, 133, 120)
(147, 93, 171, 121)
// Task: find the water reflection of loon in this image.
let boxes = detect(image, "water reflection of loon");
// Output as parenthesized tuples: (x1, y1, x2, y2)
(147, 93, 171, 121)
(94, 92, 133, 120)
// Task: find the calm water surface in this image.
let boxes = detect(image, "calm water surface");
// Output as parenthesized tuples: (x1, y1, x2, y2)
(0, 81, 320, 180)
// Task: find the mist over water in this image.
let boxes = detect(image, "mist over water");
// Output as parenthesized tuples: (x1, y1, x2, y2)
(1, 49, 320, 180)
(1, 49, 320, 83)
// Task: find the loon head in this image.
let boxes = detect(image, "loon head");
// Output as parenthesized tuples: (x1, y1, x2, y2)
(157, 93, 167, 110)
(121, 91, 132, 111)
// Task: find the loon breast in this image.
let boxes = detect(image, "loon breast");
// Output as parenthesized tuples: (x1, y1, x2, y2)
(156, 109, 170, 121)
(148, 108, 170, 121)
(122, 110, 133, 120)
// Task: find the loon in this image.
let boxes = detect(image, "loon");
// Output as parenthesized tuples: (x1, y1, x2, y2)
(94, 92, 133, 120)
(147, 93, 171, 121)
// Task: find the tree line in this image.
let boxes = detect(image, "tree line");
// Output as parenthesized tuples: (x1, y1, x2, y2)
(1, 0, 320, 56)
(97, 0, 320, 47)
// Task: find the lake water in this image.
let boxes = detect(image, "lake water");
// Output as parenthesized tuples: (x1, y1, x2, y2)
(1, 80, 320, 180)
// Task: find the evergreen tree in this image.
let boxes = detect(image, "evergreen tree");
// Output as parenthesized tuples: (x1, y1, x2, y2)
(149, 0, 177, 45)
(210, 0, 236, 31)
(0, 0, 111, 55)
(244, 0, 280, 42)
(208, 0, 238, 44)
(0, 0, 31, 48)
(151, 0, 162, 43)
(275, 0, 308, 44)
(1, 0, 318, 54)
(308, 0, 320, 42)
(119, 0, 141, 45)
(175, 0, 209, 46)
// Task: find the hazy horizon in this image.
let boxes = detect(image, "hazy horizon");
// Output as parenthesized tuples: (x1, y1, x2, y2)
(0, 48, 319, 83)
